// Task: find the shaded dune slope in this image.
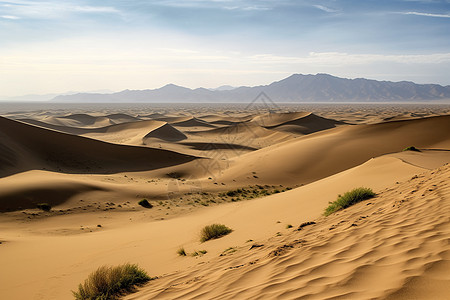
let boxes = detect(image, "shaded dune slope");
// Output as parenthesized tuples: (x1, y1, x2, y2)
(261, 112, 347, 135)
(0, 117, 197, 177)
(143, 123, 188, 142)
(0, 174, 107, 211)
(19, 119, 164, 135)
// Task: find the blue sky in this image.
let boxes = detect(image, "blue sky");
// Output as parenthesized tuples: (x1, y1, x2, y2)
(1, 0, 450, 96)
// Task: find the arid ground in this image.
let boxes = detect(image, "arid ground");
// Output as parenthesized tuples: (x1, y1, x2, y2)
(1, 103, 450, 299)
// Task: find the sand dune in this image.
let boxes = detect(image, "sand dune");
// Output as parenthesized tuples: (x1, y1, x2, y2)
(45, 114, 114, 128)
(0, 171, 108, 211)
(0, 116, 196, 177)
(143, 123, 188, 142)
(197, 114, 254, 123)
(125, 163, 450, 300)
(31, 113, 141, 129)
(0, 106, 449, 300)
(186, 122, 293, 151)
(218, 115, 450, 185)
(19, 118, 170, 146)
(17, 118, 91, 135)
(104, 113, 141, 123)
(251, 111, 312, 126)
(256, 112, 346, 135)
(170, 117, 217, 128)
(0, 150, 443, 300)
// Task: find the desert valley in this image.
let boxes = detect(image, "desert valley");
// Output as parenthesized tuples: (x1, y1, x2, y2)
(0, 102, 449, 299)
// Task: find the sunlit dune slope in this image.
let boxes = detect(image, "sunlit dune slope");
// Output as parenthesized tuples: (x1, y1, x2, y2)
(219, 115, 450, 185)
(125, 162, 450, 300)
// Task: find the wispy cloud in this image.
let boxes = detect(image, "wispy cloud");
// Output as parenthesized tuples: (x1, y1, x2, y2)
(1, 15, 20, 19)
(249, 52, 450, 65)
(313, 5, 338, 13)
(0, 1, 121, 20)
(152, 0, 272, 11)
(400, 11, 450, 18)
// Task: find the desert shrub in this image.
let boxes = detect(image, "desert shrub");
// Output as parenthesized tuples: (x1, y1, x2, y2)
(403, 146, 420, 152)
(37, 203, 51, 212)
(138, 199, 152, 209)
(72, 263, 151, 300)
(200, 224, 232, 242)
(177, 247, 187, 256)
(324, 187, 375, 216)
(286, 224, 293, 229)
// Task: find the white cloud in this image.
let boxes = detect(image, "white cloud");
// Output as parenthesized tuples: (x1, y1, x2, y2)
(400, 11, 450, 18)
(1, 15, 20, 19)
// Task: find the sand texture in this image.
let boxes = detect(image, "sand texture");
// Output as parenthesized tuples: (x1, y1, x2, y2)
(0, 103, 449, 299)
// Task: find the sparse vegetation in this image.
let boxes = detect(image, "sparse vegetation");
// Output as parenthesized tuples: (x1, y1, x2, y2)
(217, 185, 292, 202)
(403, 146, 420, 152)
(37, 203, 51, 212)
(177, 247, 187, 256)
(324, 187, 375, 216)
(191, 250, 207, 257)
(297, 221, 316, 230)
(72, 263, 152, 300)
(200, 224, 232, 242)
(220, 247, 237, 256)
(286, 224, 293, 229)
(138, 199, 153, 208)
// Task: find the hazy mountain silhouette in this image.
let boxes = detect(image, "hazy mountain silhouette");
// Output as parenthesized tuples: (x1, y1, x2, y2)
(52, 74, 450, 103)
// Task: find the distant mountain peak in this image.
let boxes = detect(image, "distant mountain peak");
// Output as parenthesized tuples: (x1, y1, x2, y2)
(160, 83, 190, 90)
(51, 74, 450, 103)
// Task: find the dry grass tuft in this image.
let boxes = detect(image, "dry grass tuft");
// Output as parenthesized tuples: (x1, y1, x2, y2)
(200, 224, 232, 242)
(72, 263, 152, 300)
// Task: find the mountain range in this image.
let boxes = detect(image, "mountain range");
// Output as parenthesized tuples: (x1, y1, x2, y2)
(52, 73, 450, 103)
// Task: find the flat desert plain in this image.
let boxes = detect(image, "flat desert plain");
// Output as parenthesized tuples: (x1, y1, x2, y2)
(1, 103, 450, 299)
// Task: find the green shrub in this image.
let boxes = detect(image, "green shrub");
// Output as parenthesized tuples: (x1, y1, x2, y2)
(37, 203, 51, 212)
(138, 199, 153, 209)
(403, 146, 420, 152)
(72, 263, 152, 300)
(200, 224, 232, 242)
(324, 187, 375, 216)
(177, 247, 187, 256)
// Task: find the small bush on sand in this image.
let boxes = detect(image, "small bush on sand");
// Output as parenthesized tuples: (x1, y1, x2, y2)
(403, 146, 420, 152)
(72, 263, 151, 300)
(177, 247, 187, 256)
(138, 199, 153, 208)
(324, 187, 375, 216)
(37, 203, 51, 212)
(200, 224, 232, 242)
